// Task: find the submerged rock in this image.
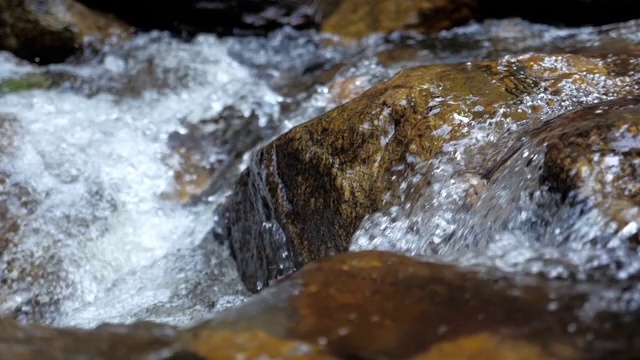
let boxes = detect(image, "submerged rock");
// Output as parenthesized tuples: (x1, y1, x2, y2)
(538, 98, 640, 242)
(0, 0, 132, 64)
(4, 251, 638, 359)
(0, 114, 38, 256)
(164, 107, 278, 204)
(226, 52, 640, 292)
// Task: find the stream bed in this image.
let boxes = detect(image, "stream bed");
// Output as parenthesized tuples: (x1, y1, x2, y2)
(0, 17, 639, 345)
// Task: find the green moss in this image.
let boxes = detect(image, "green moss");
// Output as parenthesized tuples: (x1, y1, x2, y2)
(0, 73, 52, 94)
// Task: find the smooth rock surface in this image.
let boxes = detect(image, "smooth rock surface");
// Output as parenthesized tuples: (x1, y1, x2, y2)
(318, 0, 478, 38)
(226, 52, 640, 292)
(191, 251, 637, 359)
(0, 0, 132, 63)
(1, 251, 639, 359)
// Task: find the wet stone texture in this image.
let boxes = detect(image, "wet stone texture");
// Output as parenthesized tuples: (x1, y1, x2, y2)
(317, 0, 479, 38)
(537, 98, 640, 242)
(9, 251, 634, 359)
(481, 97, 640, 250)
(225, 52, 640, 292)
(0, 0, 132, 64)
(192, 251, 638, 359)
(164, 107, 279, 204)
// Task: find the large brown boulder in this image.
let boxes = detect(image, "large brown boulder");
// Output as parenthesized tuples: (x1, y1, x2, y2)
(181, 250, 639, 358)
(203, 251, 584, 359)
(0, 0, 132, 64)
(3, 251, 638, 359)
(225, 53, 640, 292)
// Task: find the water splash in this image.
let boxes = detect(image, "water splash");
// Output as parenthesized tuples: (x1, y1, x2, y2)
(0, 31, 288, 327)
(1, 18, 639, 330)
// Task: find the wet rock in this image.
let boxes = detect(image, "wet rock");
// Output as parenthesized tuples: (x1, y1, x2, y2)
(226, 52, 640, 292)
(1, 251, 640, 358)
(164, 107, 278, 204)
(327, 75, 373, 106)
(0, 114, 38, 256)
(535, 98, 640, 242)
(409, 332, 577, 360)
(0, 317, 334, 359)
(0, 176, 38, 257)
(201, 251, 635, 359)
(371, 20, 640, 73)
(318, 0, 479, 38)
(0, 0, 132, 64)
(0, 318, 185, 359)
(183, 329, 337, 360)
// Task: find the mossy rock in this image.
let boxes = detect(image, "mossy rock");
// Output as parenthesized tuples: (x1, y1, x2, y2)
(225, 53, 640, 292)
(0, 74, 52, 94)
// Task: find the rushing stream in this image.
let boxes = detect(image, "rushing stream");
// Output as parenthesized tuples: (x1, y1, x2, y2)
(0, 18, 639, 331)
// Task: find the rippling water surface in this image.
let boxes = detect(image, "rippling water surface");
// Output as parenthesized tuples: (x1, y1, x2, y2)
(0, 19, 639, 328)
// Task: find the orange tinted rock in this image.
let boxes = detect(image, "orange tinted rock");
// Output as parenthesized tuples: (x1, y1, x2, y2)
(183, 329, 337, 360)
(484, 98, 640, 243)
(410, 332, 577, 360)
(327, 76, 371, 106)
(0, 252, 638, 358)
(288, 251, 583, 359)
(226, 53, 640, 292)
(535, 98, 640, 202)
(200, 251, 626, 359)
(318, 0, 479, 38)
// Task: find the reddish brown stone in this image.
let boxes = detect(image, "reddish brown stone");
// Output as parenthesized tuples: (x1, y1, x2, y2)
(201, 251, 637, 359)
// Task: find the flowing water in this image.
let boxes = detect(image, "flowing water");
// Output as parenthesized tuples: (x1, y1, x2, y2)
(0, 19, 639, 329)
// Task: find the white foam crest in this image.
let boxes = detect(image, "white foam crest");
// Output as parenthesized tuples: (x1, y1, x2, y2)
(0, 31, 285, 327)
